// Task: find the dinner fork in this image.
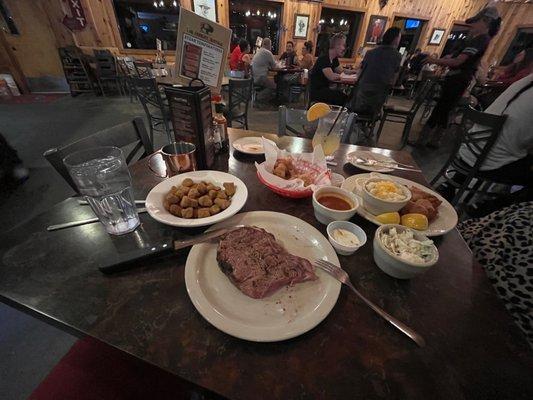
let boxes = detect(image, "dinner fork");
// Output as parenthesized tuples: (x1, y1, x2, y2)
(351, 157, 421, 172)
(355, 155, 417, 169)
(314, 259, 426, 347)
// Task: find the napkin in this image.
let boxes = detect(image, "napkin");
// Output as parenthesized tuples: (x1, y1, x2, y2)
(256, 138, 331, 192)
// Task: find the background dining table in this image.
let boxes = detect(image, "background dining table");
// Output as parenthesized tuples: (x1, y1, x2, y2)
(0, 128, 532, 400)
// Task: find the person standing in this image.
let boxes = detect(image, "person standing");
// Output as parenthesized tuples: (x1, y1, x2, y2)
(309, 33, 356, 106)
(416, 6, 501, 148)
(351, 27, 402, 117)
(251, 37, 276, 90)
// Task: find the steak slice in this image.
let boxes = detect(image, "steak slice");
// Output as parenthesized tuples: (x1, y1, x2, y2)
(217, 227, 318, 299)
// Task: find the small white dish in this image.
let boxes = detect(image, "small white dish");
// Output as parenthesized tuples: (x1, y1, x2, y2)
(312, 186, 359, 225)
(361, 177, 412, 215)
(327, 221, 367, 256)
(346, 150, 398, 173)
(373, 224, 439, 279)
(232, 136, 276, 155)
(330, 172, 345, 187)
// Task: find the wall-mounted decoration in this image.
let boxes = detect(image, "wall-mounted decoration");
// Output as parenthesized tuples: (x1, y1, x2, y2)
(293, 14, 310, 39)
(62, 0, 87, 31)
(365, 15, 387, 45)
(428, 28, 446, 45)
(379, 0, 389, 9)
(193, 0, 218, 23)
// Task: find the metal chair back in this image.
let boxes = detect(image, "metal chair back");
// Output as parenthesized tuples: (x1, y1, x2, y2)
(227, 78, 252, 129)
(431, 106, 507, 205)
(131, 77, 172, 143)
(278, 106, 318, 138)
(133, 60, 153, 78)
(43, 118, 153, 193)
(94, 50, 117, 78)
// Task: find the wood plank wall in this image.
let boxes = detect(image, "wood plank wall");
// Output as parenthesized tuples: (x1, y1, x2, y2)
(4, 0, 533, 88)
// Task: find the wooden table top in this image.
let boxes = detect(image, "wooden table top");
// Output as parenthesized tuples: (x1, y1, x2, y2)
(0, 128, 531, 400)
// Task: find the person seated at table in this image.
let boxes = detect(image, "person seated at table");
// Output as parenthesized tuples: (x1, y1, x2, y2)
(279, 41, 299, 68)
(457, 201, 533, 348)
(349, 27, 402, 117)
(436, 74, 533, 216)
(0, 133, 29, 191)
(229, 39, 250, 73)
(300, 41, 315, 70)
(251, 38, 277, 94)
(309, 33, 356, 106)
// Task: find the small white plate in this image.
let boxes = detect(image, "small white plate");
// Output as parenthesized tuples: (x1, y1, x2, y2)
(346, 150, 397, 173)
(145, 170, 248, 228)
(184, 211, 341, 342)
(342, 173, 458, 236)
(232, 136, 275, 155)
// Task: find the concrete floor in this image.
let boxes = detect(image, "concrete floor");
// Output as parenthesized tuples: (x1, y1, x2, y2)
(0, 94, 452, 400)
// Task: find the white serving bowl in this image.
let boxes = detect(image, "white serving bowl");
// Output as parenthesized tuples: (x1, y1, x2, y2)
(327, 221, 367, 256)
(330, 173, 345, 188)
(373, 224, 438, 279)
(362, 178, 411, 215)
(312, 186, 359, 225)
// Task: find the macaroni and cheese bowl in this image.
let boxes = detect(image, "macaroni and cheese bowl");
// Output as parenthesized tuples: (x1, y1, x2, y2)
(362, 178, 411, 215)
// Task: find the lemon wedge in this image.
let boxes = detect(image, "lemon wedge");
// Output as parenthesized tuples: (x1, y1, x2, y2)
(376, 212, 401, 225)
(401, 213, 429, 231)
(307, 102, 331, 121)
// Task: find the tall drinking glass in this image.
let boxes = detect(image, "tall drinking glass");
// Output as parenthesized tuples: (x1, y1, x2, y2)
(311, 106, 350, 156)
(64, 147, 140, 235)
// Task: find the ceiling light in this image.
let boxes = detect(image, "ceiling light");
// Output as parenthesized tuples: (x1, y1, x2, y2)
(159, 1, 164, 6)
(245, 10, 250, 17)
(173, 0, 177, 6)
(153, 1, 158, 7)
(330, 18, 334, 24)
(257, 10, 260, 16)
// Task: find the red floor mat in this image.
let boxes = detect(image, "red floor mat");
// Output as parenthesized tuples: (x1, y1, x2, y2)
(28, 337, 221, 400)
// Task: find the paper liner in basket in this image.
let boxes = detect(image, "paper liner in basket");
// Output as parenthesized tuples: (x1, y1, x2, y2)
(255, 137, 331, 192)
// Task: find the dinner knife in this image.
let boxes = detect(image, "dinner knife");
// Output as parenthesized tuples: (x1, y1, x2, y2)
(47, 208, 148, 232)
(98, 225, 245, 275)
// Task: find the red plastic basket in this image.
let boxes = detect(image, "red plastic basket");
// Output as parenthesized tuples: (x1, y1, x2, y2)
(256, 171, 314, 198)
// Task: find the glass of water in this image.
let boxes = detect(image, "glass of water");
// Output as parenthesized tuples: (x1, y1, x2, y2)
(64, 147, 140, 235)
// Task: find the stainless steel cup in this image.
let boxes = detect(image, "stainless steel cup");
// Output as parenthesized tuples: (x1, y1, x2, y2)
(148, 142, 197, 178)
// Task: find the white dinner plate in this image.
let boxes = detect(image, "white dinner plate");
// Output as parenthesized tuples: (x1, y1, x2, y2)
(184, 211, 341, 342)
(342, 173, 458, 236)
(145, 170, 248, 228)
(346, 150, 397, 173)
(232, 136, 276, 155)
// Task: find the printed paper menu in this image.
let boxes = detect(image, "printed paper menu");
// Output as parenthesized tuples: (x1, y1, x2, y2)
(174, 7, 231, 92)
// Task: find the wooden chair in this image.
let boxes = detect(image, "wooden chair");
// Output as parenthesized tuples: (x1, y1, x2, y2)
(130, 77, 172, 143)
(58, 46, 98, 96)
(375, 79, 437, 148)
(93, 50, 122, 96)
(43, 118, 153, 193)
(226, 78, 252, 129)
(430, 107, 507, 206)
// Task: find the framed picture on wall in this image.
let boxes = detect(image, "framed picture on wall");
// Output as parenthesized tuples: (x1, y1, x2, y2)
(293, 14, 309, 39)
(365, 15, 388, 44)
(428, 28, 446, 45)
(192, 0, 217, 23)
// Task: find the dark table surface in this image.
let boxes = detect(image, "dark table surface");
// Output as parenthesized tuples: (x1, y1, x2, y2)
(1, 128, 532, 400)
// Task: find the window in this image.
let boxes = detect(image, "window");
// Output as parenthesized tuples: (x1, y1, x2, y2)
(441, 24, 469, 57)
(316, 8, 363, 58)
(229, 0, 283, 54)
(501, 27, 533, 65)
(112, 0, 180, 50)
(0, 0, 19, 35)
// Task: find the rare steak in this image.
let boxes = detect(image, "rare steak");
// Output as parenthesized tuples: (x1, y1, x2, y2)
(217, 227, 318, 299)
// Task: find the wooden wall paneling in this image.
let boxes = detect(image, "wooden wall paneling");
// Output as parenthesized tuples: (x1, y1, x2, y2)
(2, 0, 64, 78)
(0, 29, 30, 93)
(40, 0, 77, 48)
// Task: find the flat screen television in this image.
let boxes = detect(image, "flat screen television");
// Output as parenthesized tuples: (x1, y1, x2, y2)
(405, 19, 421, 30)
